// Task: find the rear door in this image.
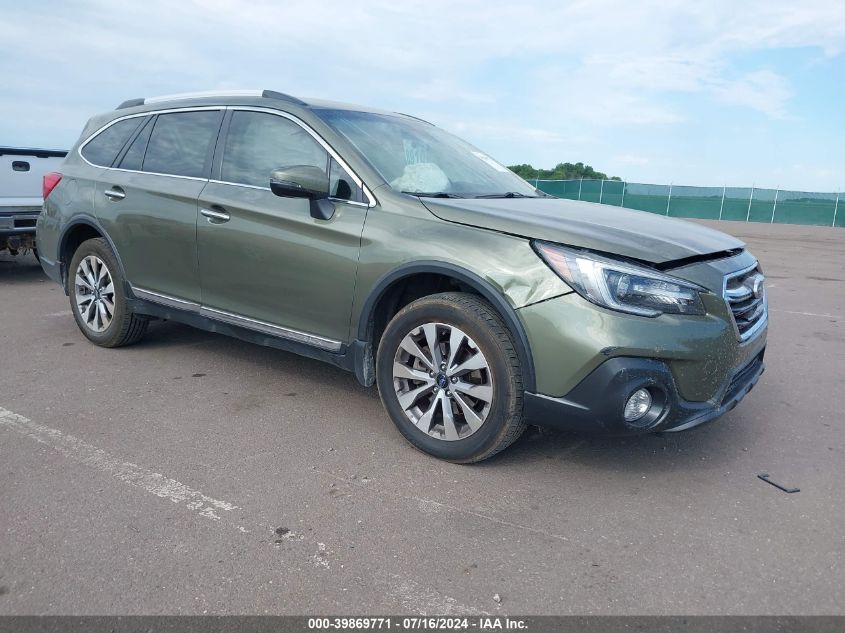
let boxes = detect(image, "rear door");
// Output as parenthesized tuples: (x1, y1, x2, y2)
(196, 108, 368, 346)
(93, 109, 223, 305)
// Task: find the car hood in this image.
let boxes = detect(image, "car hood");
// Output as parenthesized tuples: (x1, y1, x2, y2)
(422, 197, 744, 265)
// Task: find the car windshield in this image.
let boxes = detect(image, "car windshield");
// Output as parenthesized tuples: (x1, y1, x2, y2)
(315, 109, 540, 198)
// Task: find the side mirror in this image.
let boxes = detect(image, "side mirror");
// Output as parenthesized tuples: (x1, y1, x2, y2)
(270, 165, 335, 220)
(270, 166, 330, 200)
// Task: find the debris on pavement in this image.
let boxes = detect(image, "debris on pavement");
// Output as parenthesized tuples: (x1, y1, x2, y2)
(758, 473, 800, 493)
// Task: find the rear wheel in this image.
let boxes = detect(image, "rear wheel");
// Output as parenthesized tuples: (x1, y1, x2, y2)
(376, 292, 526, 463)
(69, 238, 148, 347)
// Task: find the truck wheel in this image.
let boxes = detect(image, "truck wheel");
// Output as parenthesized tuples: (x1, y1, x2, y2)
(376, 292, 526, 463)
(68, 238, 148, 347)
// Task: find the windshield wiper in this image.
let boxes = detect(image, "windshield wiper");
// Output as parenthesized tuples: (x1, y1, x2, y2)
(474, 192, 540, 199)
(401, 191, 464, 198)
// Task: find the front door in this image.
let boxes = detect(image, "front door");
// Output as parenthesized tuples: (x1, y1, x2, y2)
(196, 109, 368, 346)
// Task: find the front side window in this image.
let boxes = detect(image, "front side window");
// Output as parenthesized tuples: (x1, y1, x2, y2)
(316, 109, 539, 198)
(81, 118, 143, 167)
(329, 157, 363, 203)
(143, 111, 221, 178)
(221, 111, 328, 188)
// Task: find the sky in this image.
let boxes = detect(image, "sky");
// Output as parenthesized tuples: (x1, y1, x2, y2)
(1, 0, 843, 191)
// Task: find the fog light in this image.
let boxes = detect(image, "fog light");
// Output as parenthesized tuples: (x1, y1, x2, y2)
(624, 388, 652, 422)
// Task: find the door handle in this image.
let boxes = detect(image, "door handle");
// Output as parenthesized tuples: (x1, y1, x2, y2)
(104, 187, 125, 201)
(200, 207, 230, 223)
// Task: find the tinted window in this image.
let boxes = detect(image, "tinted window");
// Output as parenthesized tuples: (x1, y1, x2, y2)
(119, 118, 153, 171)
(81, 118, 142, 167)
(221, 111, 328, 188)
(329, 157, 363, 203)
(143, 111, 221, 178)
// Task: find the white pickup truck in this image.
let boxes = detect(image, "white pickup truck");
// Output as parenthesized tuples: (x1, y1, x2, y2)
(1, 147, 67, 256)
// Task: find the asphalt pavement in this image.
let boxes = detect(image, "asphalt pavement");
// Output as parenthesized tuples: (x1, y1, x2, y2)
(1, 220, 843, 615)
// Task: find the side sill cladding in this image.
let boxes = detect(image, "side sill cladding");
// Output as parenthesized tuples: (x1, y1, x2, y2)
(127, 298, 365, 375)
(356, 261, 537, 393)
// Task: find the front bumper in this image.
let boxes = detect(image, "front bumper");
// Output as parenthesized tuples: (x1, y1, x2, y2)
(524, 348, 765, 434)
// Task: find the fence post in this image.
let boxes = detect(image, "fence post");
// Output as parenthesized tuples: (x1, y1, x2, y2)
(746, 186, 755, 222)
(666, 184, 672, 215)
(771, 188, 779, 223)
(834, 192, 840, 228)
(578, 178, 583, 201)
(599, 179, 604, 204)
(718, 185, 726, 220)
(620, 181, 626, 208)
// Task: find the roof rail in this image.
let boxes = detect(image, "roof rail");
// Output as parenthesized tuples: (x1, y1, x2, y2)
(116, 98, 145, 109)
(115, 89, 307, 110)
(261, 90, 308, 106)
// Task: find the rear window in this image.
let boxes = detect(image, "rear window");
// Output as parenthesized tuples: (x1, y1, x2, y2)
(81, 118, 142, 167)
(142, 111, 221, 178)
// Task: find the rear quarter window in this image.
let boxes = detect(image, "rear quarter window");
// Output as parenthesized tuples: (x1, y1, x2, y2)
(81, 118, 143, 167)
(118, 118, 154, 171)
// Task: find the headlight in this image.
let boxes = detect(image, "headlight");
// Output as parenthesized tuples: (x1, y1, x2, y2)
(534, 241, 707, 317)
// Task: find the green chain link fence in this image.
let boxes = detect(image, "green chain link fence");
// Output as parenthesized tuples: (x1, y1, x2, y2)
(534, 179, 843, 227)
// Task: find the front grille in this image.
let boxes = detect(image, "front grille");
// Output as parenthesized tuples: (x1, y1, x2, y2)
(724, 264, 767, 341)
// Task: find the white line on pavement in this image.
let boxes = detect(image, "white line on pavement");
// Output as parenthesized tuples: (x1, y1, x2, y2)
(388, 575, 489, 616)
(0, 405, 486, 614)
(770, 309, 839, 319)
(0, 406, 244, 526)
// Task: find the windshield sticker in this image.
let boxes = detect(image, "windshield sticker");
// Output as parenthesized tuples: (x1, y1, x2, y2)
(404, 139, 428, 165)
(472, 151, 509, 172)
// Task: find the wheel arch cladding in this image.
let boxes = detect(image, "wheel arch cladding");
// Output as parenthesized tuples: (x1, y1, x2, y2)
(59, 218, 128, 294)
(357, 261, 536, 392)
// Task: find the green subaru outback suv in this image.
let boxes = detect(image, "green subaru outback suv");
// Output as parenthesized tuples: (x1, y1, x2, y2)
(37, 90, 767, 462)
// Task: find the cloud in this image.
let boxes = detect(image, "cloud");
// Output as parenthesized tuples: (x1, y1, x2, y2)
(408, 80, 495, 104)
(0, 0, 842, 187)
(613, 154, 650, 166)
(711, 70, 793, 118)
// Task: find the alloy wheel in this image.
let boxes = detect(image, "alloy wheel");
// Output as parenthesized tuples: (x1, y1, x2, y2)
(392, 322, 493, 441)
(74, 255, 115, 333)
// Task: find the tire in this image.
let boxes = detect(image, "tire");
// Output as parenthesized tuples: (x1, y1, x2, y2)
(68, 237, 148, 347)
(376, 292, 526, 463)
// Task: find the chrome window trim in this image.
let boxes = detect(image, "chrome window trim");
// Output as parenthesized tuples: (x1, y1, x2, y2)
(77, 106, 224, 172)
(132, 286, 343, 352)
(722, 262, 768, 343)
(78, 105, 378, 207)
(224, 106, 376, 208)
(206, 178, 370, 208)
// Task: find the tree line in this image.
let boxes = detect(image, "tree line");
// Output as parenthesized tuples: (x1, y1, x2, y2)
(508, 162, 621, 182)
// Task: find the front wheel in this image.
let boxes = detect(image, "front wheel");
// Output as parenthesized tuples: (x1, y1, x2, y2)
(376, 292, 526, 463)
